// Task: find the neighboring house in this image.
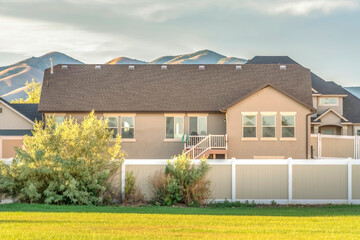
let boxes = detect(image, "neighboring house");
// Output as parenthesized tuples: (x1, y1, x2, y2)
(345, 87, 360, 99)
(0, 98, 41, 158)
(38, 64, 314, 159)
(247, 56, 360, 137)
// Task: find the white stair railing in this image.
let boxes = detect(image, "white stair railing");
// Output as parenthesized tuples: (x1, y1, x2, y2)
(184, 134, 227, 159)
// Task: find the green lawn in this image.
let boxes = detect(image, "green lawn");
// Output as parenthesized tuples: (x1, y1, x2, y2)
(1, 204, 360, 239)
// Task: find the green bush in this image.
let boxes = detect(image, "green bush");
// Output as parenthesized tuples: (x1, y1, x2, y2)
(124, 171, 143, 204)
(0, 111, 124, 205)
(150, 154, 210, 206)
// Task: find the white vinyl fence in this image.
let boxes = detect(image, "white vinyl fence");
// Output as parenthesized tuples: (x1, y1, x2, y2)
(122, 158, 360, 205)
(311, 134, 359, 159)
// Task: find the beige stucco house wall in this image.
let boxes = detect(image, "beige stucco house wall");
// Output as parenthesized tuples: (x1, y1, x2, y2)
(46, 112, 226, 159)
(0, 102, 33, 130)
(226, 86, 312, 159)
(0, 102, 34, 158)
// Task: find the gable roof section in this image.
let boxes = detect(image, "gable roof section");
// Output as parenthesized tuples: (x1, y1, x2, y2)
(9, 104, 42, 122)
(39, 64, 313, 113)
(246, 56, 360, 124)
(221, 84, 315, 111)
(0, 97, 38, 124)
(313, 108, 349, 122)
(311, 73, 360, 123)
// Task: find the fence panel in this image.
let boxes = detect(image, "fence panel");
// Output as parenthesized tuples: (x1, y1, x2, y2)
(321, 136, 355, 158)
(235, 165, 288, 200)
(292, 164, 348, 200)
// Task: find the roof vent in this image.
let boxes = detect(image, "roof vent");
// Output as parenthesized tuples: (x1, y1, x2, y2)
(280, 65, 286, 70)
(161, 65, 167, 70)
(95, 65, 101, 70)
(128, 65, 135, 70)
(236, 65, 242, 70)
(61, 65, 68, 70)
(199, 65, 205, 70)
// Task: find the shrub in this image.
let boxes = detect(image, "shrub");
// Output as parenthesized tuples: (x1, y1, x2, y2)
(0, 111, 124, 205)
(124, 171, 143, 204)
(150, 154, 210, 206)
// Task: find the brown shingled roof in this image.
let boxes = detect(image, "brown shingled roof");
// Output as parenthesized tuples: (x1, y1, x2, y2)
(38, 64, 313, 112)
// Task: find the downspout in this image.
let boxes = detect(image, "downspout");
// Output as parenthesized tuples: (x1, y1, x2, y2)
(306, 110, 316, 159)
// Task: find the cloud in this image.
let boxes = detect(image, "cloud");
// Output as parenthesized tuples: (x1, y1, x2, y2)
(247, 0, 359, 16)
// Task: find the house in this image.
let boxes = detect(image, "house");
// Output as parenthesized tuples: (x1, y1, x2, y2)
(38, 64, 315, 159)
(0, 98, 41, 158)
(247, 56, 360, 136)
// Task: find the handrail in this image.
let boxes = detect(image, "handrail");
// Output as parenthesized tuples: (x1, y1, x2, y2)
(184, 134, 227, 159)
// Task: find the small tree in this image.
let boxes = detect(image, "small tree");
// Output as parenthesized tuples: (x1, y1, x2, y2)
(11, 79, 41, 103)
(150, 154, 210, 206)
(0, 111, 124, 205)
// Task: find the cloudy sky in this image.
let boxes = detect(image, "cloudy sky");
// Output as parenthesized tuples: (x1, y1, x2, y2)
(0, 0, 359, 86)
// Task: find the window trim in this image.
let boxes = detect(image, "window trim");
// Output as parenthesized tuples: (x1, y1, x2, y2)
(120, 116, 136, 141)
(261, 112, 277, 140)
(280, 112, 296, 140)
(164, 115, 184, 141)
(188, 116, 208, 136)
(242, 112, 258, 140)
(318, 97, 339, 106)
(103, 114, 136, 141)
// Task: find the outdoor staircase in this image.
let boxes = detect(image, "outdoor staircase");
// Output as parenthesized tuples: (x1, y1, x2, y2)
(184, 134, 227, 159)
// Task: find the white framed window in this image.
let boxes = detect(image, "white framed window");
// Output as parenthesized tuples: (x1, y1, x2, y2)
(105, 116, 118, 138)
(121, 116, 135, 139)
(242, 113, 257, 138)
(319, 97, 339, 106)
(357, 130, 360, 136)
(189, 116, 207, 136)
(166, 116, 184, 139)
(281, 113, 295, 138)
(261, 113, 276, 138)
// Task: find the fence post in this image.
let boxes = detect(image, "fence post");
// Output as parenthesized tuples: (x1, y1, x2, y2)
(348, 158, 352, 204)
(231, 157, 236, 202)
(121, 160, 126, 203)
(288, 157, 292, 204)
(317, 133, 322, 158)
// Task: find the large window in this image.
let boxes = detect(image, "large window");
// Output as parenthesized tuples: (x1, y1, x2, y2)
(242, 114, 257, 138)
(319, 97, 338, 106)
(281, 114, 295, 138)
(166, 116, 184, 139)
(105, 117, 118, 138)
(189, 116, 207, 135)
(261, 113, 276, 138)
(121, 116, 135, 139)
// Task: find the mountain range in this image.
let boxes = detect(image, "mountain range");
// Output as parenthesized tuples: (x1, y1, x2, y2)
(0, 50, 247, 101)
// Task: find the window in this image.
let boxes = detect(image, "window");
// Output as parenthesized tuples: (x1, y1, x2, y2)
(189, 116, 207, 135)
(357, 130, 360, 136)
(322, 128, 335, 135)
(242, 114, 257, 138)
(319, 97, 338, 106)
(281, 114, 295, 138)
(121, 116, 134, 139)
(261, 113, 276, 138)
(166, 116, 184, 139)
(105, 117, 118, 138)
(0, 108, 2, 114)
(55, 116, 65, 125)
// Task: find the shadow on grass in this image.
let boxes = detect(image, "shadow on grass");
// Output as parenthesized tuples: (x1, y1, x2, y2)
(1, 203, 360, 217)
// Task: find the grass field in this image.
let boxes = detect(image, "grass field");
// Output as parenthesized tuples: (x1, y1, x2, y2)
(1, 204, 360, 239)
